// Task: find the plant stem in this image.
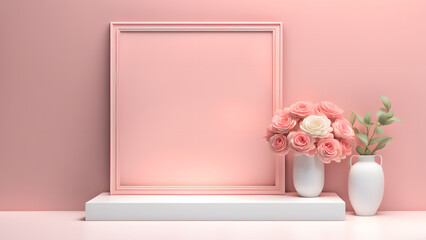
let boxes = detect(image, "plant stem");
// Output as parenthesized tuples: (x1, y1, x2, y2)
(366, 125, 369, 138)
(364, 125, 371, 153)
(365, 123, 381, 154)
(369, 125, 376, 143)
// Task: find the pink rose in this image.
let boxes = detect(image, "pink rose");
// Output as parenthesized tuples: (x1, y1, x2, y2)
(317, 138, 343, 163)
(339, 138, 352, 159)
(314, 133, 334, 146)
(332, 118, 355, 139)
(289, 101, 315, 118)
(315, 101, 344, 119)
(287, 131, 317, 156)
(269, 134, 289, 154)
(264, 125, 276, 141)
(271, 109, 297, 133)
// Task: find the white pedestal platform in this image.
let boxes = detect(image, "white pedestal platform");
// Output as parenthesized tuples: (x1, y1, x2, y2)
(85, 192, 345, 221)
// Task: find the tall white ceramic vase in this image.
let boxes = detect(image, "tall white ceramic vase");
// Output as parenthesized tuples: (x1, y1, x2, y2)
(293, 155, 324, 197)
(348, 155, 384, 216)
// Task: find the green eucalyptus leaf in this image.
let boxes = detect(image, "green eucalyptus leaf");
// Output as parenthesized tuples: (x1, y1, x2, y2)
(380, 96, 391, 111)
(353, 127, 359, 134)
(388, 110, 394, 118)
(356, 113, 373, 127)
(372, 141, 387, 153)
(376, 108, 387, 120)
(375, 126, 383, 135)
(356, 146, 365, 155)
(378, 113, 389, 125)
(370, 136, 392, 145)
(355, 113, 366, 124)
(356, 133, 369, 146)
(365, 148, 372, 155)
(383, 119, 395, 125)
(390, 116, 402, 123)
(364, 112, 372, 124)
(349, 112, 356, 126)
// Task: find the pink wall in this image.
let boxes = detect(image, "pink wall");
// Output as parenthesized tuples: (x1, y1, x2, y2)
(0, 0, 425, 210)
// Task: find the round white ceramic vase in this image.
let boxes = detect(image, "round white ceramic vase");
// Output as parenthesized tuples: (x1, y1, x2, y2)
(348, 155, 384, 216)
(293, 154, 324, 197)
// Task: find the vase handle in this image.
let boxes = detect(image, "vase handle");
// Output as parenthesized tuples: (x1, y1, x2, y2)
(350, 155, 356, 167)
(377, 155, 383, 166)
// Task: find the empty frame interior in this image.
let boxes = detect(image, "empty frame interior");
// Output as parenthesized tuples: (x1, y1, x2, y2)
(111, 23, 283, 194)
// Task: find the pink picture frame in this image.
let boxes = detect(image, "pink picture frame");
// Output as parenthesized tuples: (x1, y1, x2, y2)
(110, 22, 283, 194)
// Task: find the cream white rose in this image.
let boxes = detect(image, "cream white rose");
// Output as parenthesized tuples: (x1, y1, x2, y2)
(300, 115, 333, 138)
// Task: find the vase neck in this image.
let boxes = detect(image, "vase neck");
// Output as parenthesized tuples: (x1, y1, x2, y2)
(293, 154, 318, 161)
(356, 155, 377, 162)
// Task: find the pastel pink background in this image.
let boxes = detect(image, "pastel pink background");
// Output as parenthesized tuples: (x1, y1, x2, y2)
(0, 0, 425, 210)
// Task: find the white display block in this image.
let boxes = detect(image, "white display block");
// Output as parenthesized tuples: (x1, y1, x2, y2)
(85, 192, 345, 221)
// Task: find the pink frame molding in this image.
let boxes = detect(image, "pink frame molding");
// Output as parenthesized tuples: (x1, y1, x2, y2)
(110, 22, 283, 195)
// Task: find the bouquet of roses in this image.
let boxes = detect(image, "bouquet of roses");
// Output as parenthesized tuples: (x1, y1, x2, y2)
(265, 101, 355, 163)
